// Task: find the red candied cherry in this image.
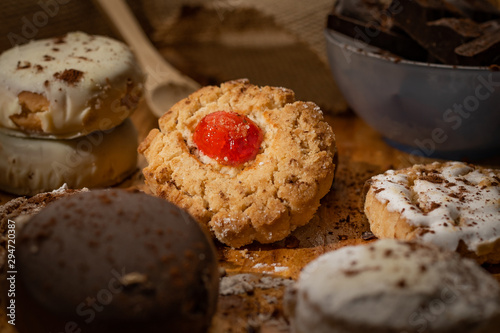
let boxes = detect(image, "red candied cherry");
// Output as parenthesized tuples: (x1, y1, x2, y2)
(193, 111, 263, 166)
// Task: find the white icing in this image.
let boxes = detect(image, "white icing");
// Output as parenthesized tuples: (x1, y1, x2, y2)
(370, 162, 500, 253)
(291, 240, 500, 333)
(0, 31, 144, 138)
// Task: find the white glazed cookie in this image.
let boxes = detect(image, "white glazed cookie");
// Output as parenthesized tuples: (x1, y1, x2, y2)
(0, 119, 138, 196)
(0, 31, 144, 138)
(364, 161, 500, 264)
(286, 239, 500, 333)
(139, 79, 336, 248)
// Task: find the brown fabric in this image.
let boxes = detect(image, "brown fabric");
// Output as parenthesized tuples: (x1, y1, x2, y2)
(0, 0, 348, 114)
(149, 2, 348, 114)
(0, 0, 151, 51)
(0, 1, 115, 50)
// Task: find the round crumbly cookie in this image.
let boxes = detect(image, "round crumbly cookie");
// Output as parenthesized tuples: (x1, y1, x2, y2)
(364, 161, 500, 264)
(13, 189, 219, 333)
(285, 239, 500, 333)
(139, 79, 336, 248)
(0, 31, 143, 138)
(0, 119, 138, 196)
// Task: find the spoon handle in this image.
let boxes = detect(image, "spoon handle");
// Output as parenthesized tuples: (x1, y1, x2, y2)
(92, 0, 193, 84)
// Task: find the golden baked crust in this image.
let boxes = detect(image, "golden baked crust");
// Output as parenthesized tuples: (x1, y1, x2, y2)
(139, 79, 336, 247)
(364, 161, 500, 264)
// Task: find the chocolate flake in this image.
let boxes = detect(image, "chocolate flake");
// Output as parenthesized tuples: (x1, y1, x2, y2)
(16, 61, 31, 69)
(460, 178, 472, 186)
(343, 266, 381, 276)
(420, 173, 444, 184)
(53, 69, 84, 86)
(429, 202, 442, 211)
(73, 56, 89, 61)
(53, 35, 67, 44)
(43, 55, 55, 61)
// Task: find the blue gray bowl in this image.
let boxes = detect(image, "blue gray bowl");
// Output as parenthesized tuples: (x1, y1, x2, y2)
(324, 29, 500, 160)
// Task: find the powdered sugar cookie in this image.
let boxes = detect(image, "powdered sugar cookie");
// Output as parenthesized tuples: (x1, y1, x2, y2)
(139, 79, 336, 247)
(364, 161, 500, 264)
(286, 239, 500, 333)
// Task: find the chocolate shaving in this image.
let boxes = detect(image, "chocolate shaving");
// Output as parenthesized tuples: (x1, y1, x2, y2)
(449, 192, 466, 202)
(429, 202, 442, 211)
(460, 178, 472, 186)
(396, 279, 407, 288)
(73, 56, 89, 61)
(420, 173, 444, 184)
(53, 69, 84, 86)
(53, 35, 67, 44)
(43, 55, 55, 61)
(16, 61, 31, 69)
(343, 266, 381, 277)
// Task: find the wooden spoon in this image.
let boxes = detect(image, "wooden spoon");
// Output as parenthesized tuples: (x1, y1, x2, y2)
(93, 0, 200, 117)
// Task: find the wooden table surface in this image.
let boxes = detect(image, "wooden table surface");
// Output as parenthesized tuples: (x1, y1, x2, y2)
(2, 1, 500, 331)
(1, 96, 499, 333)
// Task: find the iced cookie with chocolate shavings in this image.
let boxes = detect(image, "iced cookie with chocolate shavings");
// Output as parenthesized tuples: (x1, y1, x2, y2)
(364, 161, 500, 264)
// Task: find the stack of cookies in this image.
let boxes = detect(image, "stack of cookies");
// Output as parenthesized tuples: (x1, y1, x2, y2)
(0, 31, 144, 196)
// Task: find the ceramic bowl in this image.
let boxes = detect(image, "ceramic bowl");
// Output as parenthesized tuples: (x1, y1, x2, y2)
(324, 28, 500, 160)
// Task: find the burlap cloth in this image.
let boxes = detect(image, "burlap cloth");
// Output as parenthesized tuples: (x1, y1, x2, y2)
(0, 0, 347, 114)
(2, 0, 500, 113)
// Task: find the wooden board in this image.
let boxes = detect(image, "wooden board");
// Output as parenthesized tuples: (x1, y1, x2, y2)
(2, 99, 498, 333)
(211, 111, 500, 332)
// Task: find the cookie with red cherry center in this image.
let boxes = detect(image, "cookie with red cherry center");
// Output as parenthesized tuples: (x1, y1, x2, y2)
(138, 79, 337, 248)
